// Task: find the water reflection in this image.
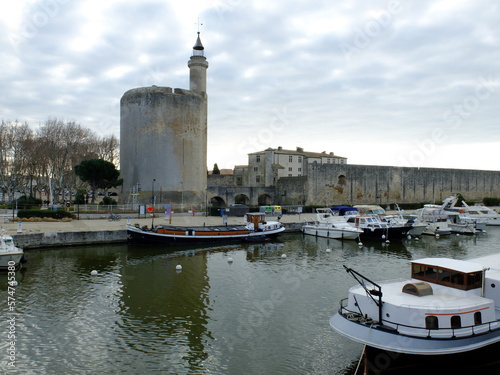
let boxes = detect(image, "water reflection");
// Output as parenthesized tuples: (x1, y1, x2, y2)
(1, 229, 500, 374)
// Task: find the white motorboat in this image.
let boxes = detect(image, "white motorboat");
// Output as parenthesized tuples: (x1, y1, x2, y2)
(416, 203, 475, 236)
(442, 195, 488, 232)
(302, 208, 363, 240)
(330, 253, 500, 355)
(461, 201, 500, 227)
(0, 231, 25, 270)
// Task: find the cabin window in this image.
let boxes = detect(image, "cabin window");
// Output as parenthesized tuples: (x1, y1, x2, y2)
(413, 263, 481, 290)
(438, 270, 464, 286)
(474, 312, 482, 325)
(451, 316, 461, 329)
(467, 273, 483, 289)
(412, 264, 437, 280)
(425, 316, 439, 330)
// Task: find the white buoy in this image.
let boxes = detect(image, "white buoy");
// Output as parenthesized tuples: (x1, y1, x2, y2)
(91, 270, 98, 276)
(11, 280, 18, 287)
(358, 242, 363, 247)
(407, 235, 412, 240)
(281, 254, 287, 258)
(381, 234, 386, 240)
(415, 237, 420, 241)
(326, 248, 331, 253)
(435, 234, 440, 238)
(385, 240, 390, 244)
(228, 257, 233, 263)
(176, 264, 182, 270)
(456, 233, 460, 236)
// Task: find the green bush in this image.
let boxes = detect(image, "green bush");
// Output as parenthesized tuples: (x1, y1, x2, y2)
(99, 196, 117, 205)
(17, 209, 74, 219)
(483, 197, 500, 206)
(17, 195, 43, 206)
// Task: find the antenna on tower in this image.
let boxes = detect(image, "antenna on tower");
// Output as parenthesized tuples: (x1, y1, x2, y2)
(195, 18, 203, 33)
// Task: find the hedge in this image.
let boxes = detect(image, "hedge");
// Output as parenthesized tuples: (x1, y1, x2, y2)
(17, 209, 74, 220)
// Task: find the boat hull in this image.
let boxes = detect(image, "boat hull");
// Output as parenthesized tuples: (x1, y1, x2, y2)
(330, 312, 500, 355)
(359, 227, 411, 241)
(362, 343, 500, 374)
(127, 225, 285, 245)
(421, 222, 451, 236)
(0, 252, 24, 270)
(302, 225, 362, 240)
(408, 224, 427, 237)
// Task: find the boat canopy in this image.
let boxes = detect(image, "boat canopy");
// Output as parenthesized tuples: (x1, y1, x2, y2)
(331, 206, 358, 216)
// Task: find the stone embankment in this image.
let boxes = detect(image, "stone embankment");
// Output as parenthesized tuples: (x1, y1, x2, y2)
(1, 213, 305, 250)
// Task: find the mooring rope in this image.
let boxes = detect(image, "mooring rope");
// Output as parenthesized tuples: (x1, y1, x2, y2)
(354, 323, 374, 375)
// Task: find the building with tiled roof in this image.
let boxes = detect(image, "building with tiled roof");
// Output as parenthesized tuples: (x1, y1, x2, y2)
(234, 146, 347, 187)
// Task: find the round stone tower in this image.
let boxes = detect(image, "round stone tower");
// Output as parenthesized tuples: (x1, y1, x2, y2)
(120, 33, 208, 209)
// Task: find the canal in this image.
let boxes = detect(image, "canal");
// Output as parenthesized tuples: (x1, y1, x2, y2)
(2, 228, 500, 374)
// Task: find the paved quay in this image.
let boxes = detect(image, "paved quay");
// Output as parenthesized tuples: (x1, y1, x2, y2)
(1, 213, 306, 250)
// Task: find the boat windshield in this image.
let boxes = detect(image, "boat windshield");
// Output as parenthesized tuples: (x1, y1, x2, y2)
(366, 209, 385, 215)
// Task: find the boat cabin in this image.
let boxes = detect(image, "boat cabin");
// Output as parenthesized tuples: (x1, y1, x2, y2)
(1, 234, 17, 251)
(330, 206, 359, 217)
(347, 216, 387, 228)
(246, 213, 268, 230)
(411, 258, 484, 291)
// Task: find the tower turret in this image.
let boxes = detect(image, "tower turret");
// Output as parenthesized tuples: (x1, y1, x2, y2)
(188, 32, 209, 92)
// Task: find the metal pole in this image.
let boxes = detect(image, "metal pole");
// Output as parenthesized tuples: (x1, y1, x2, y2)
(151, 179, 155, 207)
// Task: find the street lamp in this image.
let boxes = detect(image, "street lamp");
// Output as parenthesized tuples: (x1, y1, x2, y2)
(180, 181, 184, 213)
(151, 179, 156, 206)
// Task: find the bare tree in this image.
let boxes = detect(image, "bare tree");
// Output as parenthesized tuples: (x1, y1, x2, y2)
(91, 134, 120, 165)
(0, 117, 121, 204)
(0, 120, 34, 201)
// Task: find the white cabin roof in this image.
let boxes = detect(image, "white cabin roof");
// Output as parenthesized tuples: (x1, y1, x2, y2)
(469, 253, 500, 273)
(411, 258, 485, 273)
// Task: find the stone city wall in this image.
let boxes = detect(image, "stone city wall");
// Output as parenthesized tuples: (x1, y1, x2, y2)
(305, 163, 500, 205)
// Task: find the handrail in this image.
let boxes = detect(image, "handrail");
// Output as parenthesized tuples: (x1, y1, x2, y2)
(338, 303, 500, 339)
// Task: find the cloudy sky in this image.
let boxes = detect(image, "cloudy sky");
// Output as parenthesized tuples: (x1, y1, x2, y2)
(1, 0, 500, 171)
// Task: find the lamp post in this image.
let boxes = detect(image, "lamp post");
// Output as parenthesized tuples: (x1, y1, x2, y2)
(151, 179, 156, 207)
(180, 181, 184, 213)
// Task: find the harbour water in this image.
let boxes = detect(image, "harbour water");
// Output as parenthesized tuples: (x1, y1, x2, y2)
(2, 228, 500, 374)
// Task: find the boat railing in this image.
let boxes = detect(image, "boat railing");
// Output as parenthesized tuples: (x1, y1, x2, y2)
(380, 317, 500, 339)
(338, 299, 500, 339)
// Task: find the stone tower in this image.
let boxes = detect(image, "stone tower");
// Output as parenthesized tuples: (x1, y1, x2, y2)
(120, 33, 209, 209)
(188, 32, 208, 92)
